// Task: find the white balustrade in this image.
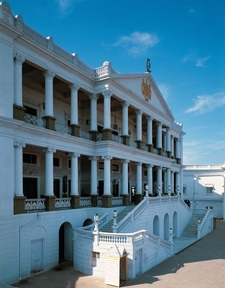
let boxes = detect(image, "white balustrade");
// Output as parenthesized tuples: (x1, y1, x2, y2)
(112, 134, 123, 143)
(79, 131, 91, 140)
(55, 198, 71, 209)
(112, 197, 123, 206)
(24, 113, 45, 127)
(25, 199, 46, 211)
(55, 123, 71, 134)
(79, 197, 92, 207)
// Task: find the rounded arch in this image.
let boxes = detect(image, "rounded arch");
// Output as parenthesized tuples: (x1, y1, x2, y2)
(153, 215, 159, 236)
(164, 213, 169, 241)
(173, 211, 178, 237)
(83, 218, 93, 227)
(59, 222, 73, 264)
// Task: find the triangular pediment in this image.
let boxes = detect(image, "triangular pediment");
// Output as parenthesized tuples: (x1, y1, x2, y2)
(112, 73, 174, 120)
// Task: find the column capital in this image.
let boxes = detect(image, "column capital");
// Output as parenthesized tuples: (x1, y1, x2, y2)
(102, 90, 112, 99)
(146, 115, 152, 121)
(121, 159, 130, 164)
(69, 83, 80, 92)
(43, 70, 55, 79)
(89, 156, 99, 161)
(102, 155, 113, 161)
(122, 101, 130, 108)
(146, 164, 153, 168)
(135, 162, 142, 166)
(156, 121, 162, 126)
(89, 94, 99, 101)
(14, 53, 25, 64)
(71, 152, 80, 158)
(44, 147, 56, 153)
(135, 109, 143, 115)
(14, 141, 26, 148)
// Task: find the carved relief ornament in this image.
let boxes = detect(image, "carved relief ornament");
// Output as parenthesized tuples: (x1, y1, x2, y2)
(141, 79, 151, 102)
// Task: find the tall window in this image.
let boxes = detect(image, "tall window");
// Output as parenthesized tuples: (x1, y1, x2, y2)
(23, 153, 37, 164)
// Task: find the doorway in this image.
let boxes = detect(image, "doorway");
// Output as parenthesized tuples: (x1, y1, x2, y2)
(59, 222, 73, 264)
(98, 180, 104, 196)
(23, 177, 38, 198)
(54, 179, 60, 198)
(31, 239, 43, 274)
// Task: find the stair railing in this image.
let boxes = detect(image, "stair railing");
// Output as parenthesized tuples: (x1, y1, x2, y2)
(197, 208, 214, 239)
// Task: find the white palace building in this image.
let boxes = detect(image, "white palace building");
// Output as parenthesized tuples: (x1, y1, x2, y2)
(0, 2, 217, 286)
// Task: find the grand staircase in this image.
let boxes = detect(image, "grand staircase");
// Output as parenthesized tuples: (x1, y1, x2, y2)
(101, 205, 135, 232)
(173, 210, 206, 253)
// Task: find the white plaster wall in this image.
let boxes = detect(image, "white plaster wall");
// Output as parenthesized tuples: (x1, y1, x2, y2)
(0, 135, 14, 216)
(0, 33, 14, 118)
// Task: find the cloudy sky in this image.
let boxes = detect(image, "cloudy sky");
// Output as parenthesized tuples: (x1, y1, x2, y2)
(8, 0, 225, 165)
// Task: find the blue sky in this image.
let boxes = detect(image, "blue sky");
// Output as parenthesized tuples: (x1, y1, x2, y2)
(8, 0, 225, 165)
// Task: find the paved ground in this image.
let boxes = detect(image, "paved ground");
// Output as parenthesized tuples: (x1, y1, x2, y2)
(11, 220, 225, 288)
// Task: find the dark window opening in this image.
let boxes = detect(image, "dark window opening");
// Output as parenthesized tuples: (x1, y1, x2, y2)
(53, 157, 60, 167)
(24, 105, 37, 116)
(23, 153, 37, 164)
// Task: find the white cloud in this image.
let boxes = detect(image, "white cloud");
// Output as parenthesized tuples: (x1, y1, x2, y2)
(158, 83, 170, 100)
(114, 32, 160, 55)
(196, 56, 211, 67)
(182, 52, 195, 63)
(55, 0, 83, 16)
(185, 91, 225, 114)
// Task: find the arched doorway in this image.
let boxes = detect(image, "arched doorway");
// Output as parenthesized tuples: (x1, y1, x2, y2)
(173, 212, 178, 236)
(153, 215, 159, 236)
(59, 222, 73, 264)
(83, 218, 93, 227)
(164, 213, 169, 240)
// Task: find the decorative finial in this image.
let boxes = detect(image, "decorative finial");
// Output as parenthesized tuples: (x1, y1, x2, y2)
(146, 58, 151, 73)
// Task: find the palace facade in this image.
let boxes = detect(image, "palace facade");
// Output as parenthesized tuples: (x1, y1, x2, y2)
(0, 2, 190, 284)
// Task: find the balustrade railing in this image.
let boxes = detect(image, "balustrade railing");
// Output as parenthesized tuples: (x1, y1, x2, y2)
(129, 139, 138, 148)
(24, 114, 45, 127)
(25, 198, 46, 211)
(55, 198, 71, 209)
(112, 134, 123, 143)
(55, 123, 71, 134)
(112, 197, 123, 206)
(80, 197, 92, 207)
(79, 131, 92, 140)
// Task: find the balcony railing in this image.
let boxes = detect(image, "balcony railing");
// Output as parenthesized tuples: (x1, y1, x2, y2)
(24, 113, 45, 127)
(55, 123, 71, 134)
(25, 198, 46, 211)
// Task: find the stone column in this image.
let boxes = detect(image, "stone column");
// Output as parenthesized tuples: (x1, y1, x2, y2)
(70, 83, 80, 137)
(147, 164, 153, 195)
(221, 165, 225, 220)
(135, 110, 143, 149)
(13, 53, 25, 121)
(157, 122, 162, 155)
(176, 172, 180, 195)
(44, 147, 56, 211)
(167, 168, 171, 195)
(171, 171, 175, 194)
(171, 135, 174, 158)
(135, 162, 143, 204)
(90, 156, 98, 207)
(180, 168, 184, 199)
(146, 116, 153, 152)
(42, 70, 56, 130)
(157, 166, 162, 196)
(166, 127, 171, 157)
(121, 159, 130, 205)
(14, 141, 26, 214)
(175, 138, 181, 164)
(89, 94, 99, 141)
(71, 152, 80, 208)
(102, 90, 112, 140)
(102, 155, 112, 207)
(121, 101, 130, 145)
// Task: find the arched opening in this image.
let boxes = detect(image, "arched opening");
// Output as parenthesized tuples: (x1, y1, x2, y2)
(83, 218, 93, 227)
(164, 213, 169, 240)
(59, 222, 73, 264)
(153, 215, 159, 236)
(173, 211, 178, 237)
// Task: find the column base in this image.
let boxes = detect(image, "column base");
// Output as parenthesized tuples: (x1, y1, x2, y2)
(70, 124, 80, 137)
(102, 195, 112, 208)
(121, 135, 130, 146)
(122, 194, 130, 206)
(134, 194, 143, 205)
(71, 195, 80, 209)
(13, 104, 25, 121)
(146, 144, 154, 152)
(166, 151, 172, 158)
(45, 195, 56, 211)
(89, 131, 98, 142)
(91, 195, 98, 207)
(42, 116, 56, 131)
(158, 148, 163, 155)
(14, 196, 26, 214)
(135, 140, 143, 149)
(102, 129, 112, 141)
